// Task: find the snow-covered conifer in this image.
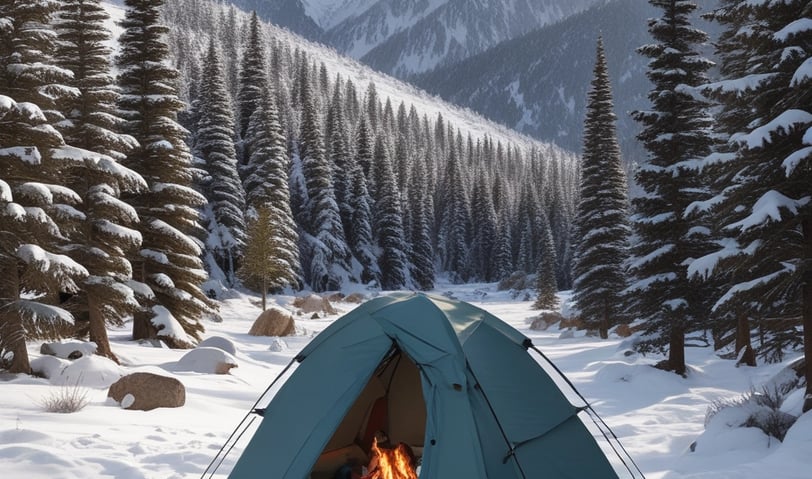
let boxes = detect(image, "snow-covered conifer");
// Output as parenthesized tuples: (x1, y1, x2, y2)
(298, 66, 352, 291)
(241, 88, 301, 291)
(571, 37, 631, 339)
(236, 11, 265, 143)
(533, 213, 559, 310)
(197, 39, 246, 286)
(629, 0, 715, 375)
(55, 0, 147, 361)
(116, 0, 214, 346)
(372, 136, 407, 290)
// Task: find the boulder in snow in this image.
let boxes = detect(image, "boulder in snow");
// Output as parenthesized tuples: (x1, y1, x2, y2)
(249, 307, 296, 337)
(293, 294, 337, 316)
(108, 372, 185, 411)
(40, 341, 97, 360)
(197, 336, 237, 356)
(530, 312, 565, 331)
(176, 347, 238, 374)
(344, 292, 366, 304)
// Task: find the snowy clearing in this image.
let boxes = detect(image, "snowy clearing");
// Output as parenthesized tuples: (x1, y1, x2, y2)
(0, 282, 809, 479)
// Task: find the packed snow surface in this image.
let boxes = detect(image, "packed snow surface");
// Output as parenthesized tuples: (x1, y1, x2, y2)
(1, 282, 810, 478)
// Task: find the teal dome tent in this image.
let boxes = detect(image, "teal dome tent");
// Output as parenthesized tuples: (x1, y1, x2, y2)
(204, 293, 642, 478)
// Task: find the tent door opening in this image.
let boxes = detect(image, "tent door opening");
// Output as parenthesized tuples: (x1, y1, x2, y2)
(309, 348, 427, 479)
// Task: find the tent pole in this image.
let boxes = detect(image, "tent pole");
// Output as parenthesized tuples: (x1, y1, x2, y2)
(527, 344, 646, 479)
(201, 356, 299, 479)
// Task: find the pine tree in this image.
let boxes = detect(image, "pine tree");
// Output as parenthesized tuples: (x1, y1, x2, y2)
(116, 0, 214, 347)
(697, 0, 811, 407)
(372, 136, 407, 290)
(438, 139, 470, 282)
(236, 11, 265, 144)
(629, 0, 715, 375)
(533, 213, 559, 310)
(54, 0, 146, 361)
(342, 114, 378, 285)
(407, 152, 435, 291)
(571, 37, 631, 339)
(468, 171, 498, 281)
(197, 39, 246, 286)
(298, 66, 351, 291)
(0, 0, 94, 372)
(241, 88, 301, 291)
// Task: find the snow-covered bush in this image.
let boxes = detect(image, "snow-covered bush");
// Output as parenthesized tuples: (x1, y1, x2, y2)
(705, 385, 798, 442)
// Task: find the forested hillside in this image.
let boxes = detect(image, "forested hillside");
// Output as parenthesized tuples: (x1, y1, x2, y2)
(0, 0, 579, 371)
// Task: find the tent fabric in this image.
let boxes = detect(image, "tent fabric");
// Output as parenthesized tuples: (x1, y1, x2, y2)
(227, 292, 621, 479)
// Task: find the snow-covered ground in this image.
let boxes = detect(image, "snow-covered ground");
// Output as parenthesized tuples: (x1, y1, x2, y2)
(1, 281, 810, 478)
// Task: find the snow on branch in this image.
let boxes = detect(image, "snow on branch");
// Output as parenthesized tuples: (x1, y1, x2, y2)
(702, 74, 775, 95)
(713, 263, 795, 311)
(0, 179, 11, 202)
(726, 190, 809, 231)
(0, 300, 74, 339)
(783, 146, 812, 176)
(16, 244, 89, 281)
(0, 146, 42, 165)
(735, 109, 812, 149)
(150, 305, 194, 345)
(774, 18, 812, 42)
(148, 219, 202, 255)
(792, 57, 812, 87)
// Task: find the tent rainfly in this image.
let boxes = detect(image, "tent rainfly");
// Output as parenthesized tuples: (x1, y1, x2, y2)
(205, 292, 643, 479)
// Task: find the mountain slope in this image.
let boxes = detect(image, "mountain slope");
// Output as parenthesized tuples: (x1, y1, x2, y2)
(355, 0, 597, 77)
(226, 0, 323, 41)
(323, 0, 448, 59)
(414, 0, 721, 164)
(414, 0, 654, 163)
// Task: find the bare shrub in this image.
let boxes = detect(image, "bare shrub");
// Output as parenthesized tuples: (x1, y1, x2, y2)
(40, 380, 90, 413)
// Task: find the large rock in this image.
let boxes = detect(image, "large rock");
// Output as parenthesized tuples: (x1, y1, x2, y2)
(249, 307, 296, 336)
(530, 312, 566, 331)
(107, 372, 185, 411)
(176, 347, 238, 374)
(293, 294, 337, 315)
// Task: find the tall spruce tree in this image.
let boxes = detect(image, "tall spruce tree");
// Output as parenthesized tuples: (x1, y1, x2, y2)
(629, 0, 715, 375)
(372, 136, 407, 290)
(438, 138, 470, 282)
(345, 115, 378, 285)
(241, 88, 301, 292)
(407, 152, 435, 291)
(695, 0, 812, 407)
(197, 39, 246, 286)
(116, 0, 214, 346)
(236, 11, 264, 144)
(0, 0, 96, 372)
(571, 37, 631, 339)
(298, 64, 351, 291)
(54, 0, 147, 361)
(534, 213, 559, 310)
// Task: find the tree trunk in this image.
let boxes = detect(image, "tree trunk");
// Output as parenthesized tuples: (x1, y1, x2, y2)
(87, 294, 119, 364)
(261, 277, 267, 312)
(735, 308, 756, 367)
(0, 261, 30, 374)
(130, 258, 155, 340)
(802, 216, 812, 413)
(669, 321, 686, 376)
(599, 299, 609, 339)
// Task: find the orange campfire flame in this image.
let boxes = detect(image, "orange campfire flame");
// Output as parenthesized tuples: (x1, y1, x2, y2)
(365, 438, 418, 479)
